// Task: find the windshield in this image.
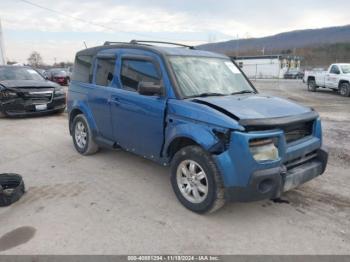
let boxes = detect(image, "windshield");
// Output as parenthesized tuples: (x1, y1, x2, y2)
(0, 67, 44, 81)
(341, 65, 350, 74)
(49, 69, 67, 76)
(168, 56, 255, 97)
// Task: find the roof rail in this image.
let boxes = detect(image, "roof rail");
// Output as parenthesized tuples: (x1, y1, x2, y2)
(129, 40, 195, 49)
(103, 41, 131, 46)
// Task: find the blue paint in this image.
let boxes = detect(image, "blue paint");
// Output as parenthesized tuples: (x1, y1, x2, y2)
(193, 95, 311, 120)
(68, 44, 325, 193)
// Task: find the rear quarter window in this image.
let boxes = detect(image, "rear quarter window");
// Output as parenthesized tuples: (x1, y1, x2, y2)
(72, 55, 93, 83)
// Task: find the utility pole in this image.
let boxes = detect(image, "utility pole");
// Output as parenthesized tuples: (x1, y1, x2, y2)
(0, 18, 6, 65)
(235, 34, 239, 57)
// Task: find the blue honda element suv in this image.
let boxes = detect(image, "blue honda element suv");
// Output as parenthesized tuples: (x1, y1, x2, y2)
(67, 40, 328, 213)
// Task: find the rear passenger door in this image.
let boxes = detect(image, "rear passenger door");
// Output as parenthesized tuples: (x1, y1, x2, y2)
(110, 55, 166, 160)
(88, 54, 117, 140)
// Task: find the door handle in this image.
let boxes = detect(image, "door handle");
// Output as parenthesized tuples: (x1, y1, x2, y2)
(108, 96, 120, 105)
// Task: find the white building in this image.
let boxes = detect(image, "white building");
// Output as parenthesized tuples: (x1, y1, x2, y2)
(232, 55, 302, 79)
(0, 19, 6, 65)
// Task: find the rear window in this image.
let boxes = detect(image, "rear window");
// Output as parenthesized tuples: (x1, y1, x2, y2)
(48, 69, 68, 77)
(72, 55, 93, 83)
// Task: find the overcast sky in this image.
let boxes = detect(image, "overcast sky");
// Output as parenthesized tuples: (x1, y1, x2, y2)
(1, 0, 350, 64)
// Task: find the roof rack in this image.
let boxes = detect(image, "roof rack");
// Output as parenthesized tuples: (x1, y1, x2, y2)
(103, 41, 131, 46)
(103, 40, 195, 49)
(130, 40, 195, 49)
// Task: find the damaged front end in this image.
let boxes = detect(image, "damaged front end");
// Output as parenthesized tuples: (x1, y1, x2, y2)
(213, 115, 328, 202)
(165, 96, 328, 203)
(0, 84, 65, 117)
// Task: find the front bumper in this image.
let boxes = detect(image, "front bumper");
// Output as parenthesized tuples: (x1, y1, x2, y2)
(225, 148, 328, 202)
(0, 95, 66, 117)
(214, 118, 328, 202)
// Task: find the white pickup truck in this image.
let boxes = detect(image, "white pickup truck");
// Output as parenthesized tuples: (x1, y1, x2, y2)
(306, 63, 350, 97)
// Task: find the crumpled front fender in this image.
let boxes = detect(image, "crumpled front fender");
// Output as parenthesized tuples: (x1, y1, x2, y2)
(162, 115, 232, 161)
(164, 122, 217, 152)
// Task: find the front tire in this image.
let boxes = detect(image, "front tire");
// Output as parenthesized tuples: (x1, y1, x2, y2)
(170, 146, 225, 213)
(72, 114, 99, 155)
(339, 82, 350, 97)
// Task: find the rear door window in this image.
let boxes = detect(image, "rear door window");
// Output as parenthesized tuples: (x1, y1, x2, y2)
(120, 59, 160, 92)
(95, 57, 116, 86)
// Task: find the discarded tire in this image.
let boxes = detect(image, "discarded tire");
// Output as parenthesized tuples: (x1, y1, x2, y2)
(0, 174, 25, 207)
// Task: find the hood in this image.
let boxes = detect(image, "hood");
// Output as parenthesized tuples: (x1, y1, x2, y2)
(0, 80, 60, 89)
(192, 94, 316, 127)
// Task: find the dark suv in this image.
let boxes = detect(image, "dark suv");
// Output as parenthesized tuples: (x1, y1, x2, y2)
(68, 41, 328, 213)
(0, 66, 66, 117)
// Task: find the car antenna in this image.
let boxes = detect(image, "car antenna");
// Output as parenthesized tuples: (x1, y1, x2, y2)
(83, 41, 88, 49)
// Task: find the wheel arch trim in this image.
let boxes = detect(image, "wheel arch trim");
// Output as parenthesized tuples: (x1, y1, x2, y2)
(163, 123, 221, 161)
(68, 102, 98, 136)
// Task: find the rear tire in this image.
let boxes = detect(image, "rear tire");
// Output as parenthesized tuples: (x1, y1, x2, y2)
(339, 82, 350, 97)
(170, 146, 225, 214)
(72, 114, 99, 155)
(308, 79, 317, 92)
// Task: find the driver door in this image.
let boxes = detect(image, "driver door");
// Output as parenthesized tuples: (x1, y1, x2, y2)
(110, 55, 167, 160)
(326, 65, 340, 88)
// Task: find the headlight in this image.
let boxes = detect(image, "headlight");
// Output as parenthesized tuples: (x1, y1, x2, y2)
(54, 88, 65, 96)
(249, 138, 279, 161)
(0, 90, 17, 99)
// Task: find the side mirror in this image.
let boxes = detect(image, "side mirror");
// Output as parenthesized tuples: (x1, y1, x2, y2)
(138, 82, 162, 96)
(107, 72, 113, 82)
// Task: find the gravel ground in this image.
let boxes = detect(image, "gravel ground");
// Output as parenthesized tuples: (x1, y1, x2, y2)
(0, 79, 349, 255)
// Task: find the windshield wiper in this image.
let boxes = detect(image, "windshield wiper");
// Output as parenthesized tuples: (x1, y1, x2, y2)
(230, 90, 255, 95)
(188, 92, 227, 98)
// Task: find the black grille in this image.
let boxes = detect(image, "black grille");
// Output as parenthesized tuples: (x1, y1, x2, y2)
(245, 120, 314, 143)
(282, 121, 313, 143)
(23, 91, 53, 105)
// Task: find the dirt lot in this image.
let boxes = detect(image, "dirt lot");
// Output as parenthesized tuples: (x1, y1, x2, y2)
(0, 80, 349, 254)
